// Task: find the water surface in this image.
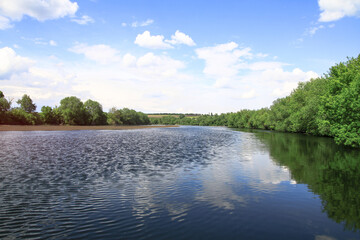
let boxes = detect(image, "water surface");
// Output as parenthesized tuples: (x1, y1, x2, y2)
(0, 126, 359, 239)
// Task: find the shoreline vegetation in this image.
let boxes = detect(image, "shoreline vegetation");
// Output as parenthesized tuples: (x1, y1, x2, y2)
(151, 55, 360, 148)
(0, 125, 177, 132)
(1, 55, 359, 147)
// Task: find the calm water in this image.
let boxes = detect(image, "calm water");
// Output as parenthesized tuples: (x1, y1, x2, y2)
(0, 126, 359, 240)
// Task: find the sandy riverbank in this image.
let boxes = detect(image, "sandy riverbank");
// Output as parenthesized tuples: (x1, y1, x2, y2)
(0, 125, 178, 131)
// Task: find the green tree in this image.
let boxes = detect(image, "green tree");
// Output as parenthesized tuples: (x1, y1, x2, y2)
(40, 106, 62, 124)
(58, 96, 88, 125)
(0, 96, 11, 112)
(0, 95, 11, 124)
(84, 99, 107, 125)
(107, 107, 123, 125)
(107, 107, 150, 125)
(17, 94, 36, 113)
(318, 55, 360, 147)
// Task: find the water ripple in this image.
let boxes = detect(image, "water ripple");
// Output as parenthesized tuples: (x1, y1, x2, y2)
(0, 126, 359, 239)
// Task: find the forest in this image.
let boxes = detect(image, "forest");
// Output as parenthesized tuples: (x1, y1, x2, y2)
(0, 94, 150, 126)
(151, 55, 360, 147)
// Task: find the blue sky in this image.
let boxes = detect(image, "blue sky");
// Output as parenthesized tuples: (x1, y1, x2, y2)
(1, 0, 360, 113)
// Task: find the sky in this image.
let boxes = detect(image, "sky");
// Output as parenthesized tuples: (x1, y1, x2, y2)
(0, 0, 360, 113)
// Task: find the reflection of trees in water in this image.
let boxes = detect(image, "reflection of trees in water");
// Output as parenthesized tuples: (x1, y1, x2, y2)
(252, 130, 360, 232)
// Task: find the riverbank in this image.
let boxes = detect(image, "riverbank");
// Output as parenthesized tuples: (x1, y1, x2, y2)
(0, 125, 178, 131)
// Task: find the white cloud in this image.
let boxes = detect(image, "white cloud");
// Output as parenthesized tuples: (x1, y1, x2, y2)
(245, 61, 287, 71)
(131, 19, 154, 27)
(123, 53, 136, 67)
(71, 15, 94, 25)
(196, 42, 253, 87)
(318, 0, 360, 22)
(69, 43, 121, 64)
(308, 25, 325, 36)
(136, 52, 185, 76)
(134, 31, 173, 49)
(0, 47, 34, 79)
(49, 40, 57, 46)
(240, 89, 256, 99)
(0, 0, 78, 29)
(196, 41, 318, 97)
(0, 15, 12, 29)
(165, 30, 196, 46)
(195, 41, 319, 109)
(270, 68, 318, 97)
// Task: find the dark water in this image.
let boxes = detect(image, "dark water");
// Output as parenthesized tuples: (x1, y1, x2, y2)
(0, 126, 359, 240)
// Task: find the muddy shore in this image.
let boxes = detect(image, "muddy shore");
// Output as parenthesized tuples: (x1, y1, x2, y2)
(0, 125, 177, 131)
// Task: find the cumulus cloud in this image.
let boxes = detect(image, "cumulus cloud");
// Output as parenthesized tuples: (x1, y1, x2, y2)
(196, 41, 319, 106)
(131, 19, 154, 27)
(165, 30, 196, 46)
(69, 43, 121, 64)
(270, 68, 319, 96)
(134, 31, 173, 49)
(136, 52, 185, 77)
(71, 15, 94, 25)
(135, 30, 196, 49)
(0, 0, 78, 29)
(0, 47, 34, 79)
(318, 0, 360, 22)
(196, 42, 253, 87)
(122, 53, 137, 67)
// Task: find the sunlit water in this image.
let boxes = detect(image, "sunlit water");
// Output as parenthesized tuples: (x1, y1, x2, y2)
(0, 126, 359, 239)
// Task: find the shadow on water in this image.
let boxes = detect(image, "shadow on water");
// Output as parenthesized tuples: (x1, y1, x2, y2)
(242, 129, 360, 232)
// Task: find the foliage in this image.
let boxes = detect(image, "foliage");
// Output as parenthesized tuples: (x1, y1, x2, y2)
(40, 106, 62, 125)
(317, 56, 360, 147)
(0, 96, 11, 113)
(84, 99, 107, 125)
(107, 107, 150, 125)
(58, 96, 89, 125)
(17, 94, 37, 113)
(8, 108, 42, 125)
(0, 93, 11, 124)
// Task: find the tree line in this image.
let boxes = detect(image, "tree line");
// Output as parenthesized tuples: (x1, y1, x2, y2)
(0, 94, 150, 126)
(151, 54, 360, 147)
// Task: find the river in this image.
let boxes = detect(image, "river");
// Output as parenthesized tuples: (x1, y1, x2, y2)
(0, 126, 359, 239)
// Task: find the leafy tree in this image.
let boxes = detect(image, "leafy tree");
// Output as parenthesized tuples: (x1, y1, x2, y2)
(107, 107, 150, 125)
(8, 108, 42, 125)
(40, 106, 62, 124)
(17, 94, 36, 113)
(84, 99, 107, 125)
(318, 55, 360, 147)
(41, 106, 54, 124)
(0, 97, 11, 113)
(107, 107, 123, 125)
(58, 96, 88, 125)
(0, 91, 11, 124)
